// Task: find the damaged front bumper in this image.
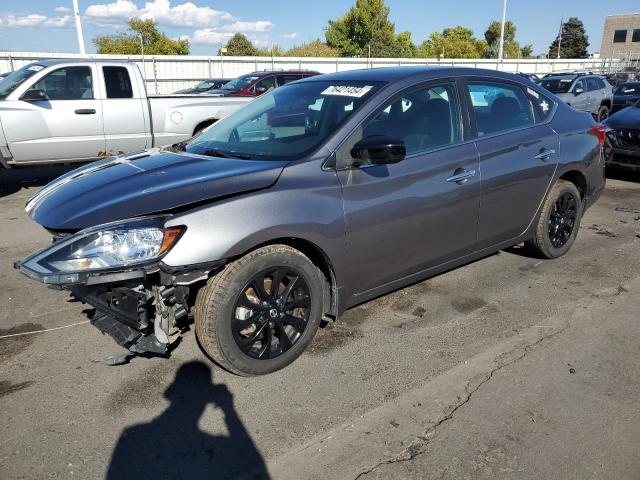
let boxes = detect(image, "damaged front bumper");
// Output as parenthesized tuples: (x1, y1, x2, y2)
(14, 257, 223, 360)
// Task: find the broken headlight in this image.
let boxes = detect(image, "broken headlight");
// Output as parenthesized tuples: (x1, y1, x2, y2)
(17, 218, 184, 284)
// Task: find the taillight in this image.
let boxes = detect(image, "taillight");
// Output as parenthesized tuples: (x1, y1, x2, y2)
(590, 124, 608, 146)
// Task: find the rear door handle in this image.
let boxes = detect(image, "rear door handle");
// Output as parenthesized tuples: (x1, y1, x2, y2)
(534, 149, 556, 161)
(446, 169, 476, 184)
(75, 109, 96, 115)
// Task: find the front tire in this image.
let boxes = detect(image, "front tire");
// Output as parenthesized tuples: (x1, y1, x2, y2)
(597, 104, 610, 122)
(195, 245, 324, 376)
(526, 180, 583, 259)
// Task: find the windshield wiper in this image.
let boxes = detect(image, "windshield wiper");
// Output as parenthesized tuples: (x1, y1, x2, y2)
(201, 149, 252, 160)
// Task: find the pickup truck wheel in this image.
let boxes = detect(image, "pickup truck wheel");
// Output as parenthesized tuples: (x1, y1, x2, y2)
(195, 245, 323, 376)
(525, 180, 583, 259)
(597, 104, 610, 122)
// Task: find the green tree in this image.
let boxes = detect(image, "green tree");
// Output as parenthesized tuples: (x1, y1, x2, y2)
(548, 17, 589, 58)
(93, 18, 189, 55)
(520, 44, 534, 58)
(325, 0, 405, 57)
(396, 31, 417, 58)
(220, 33, 258, 56)
(285, 39, 340, 57)
(256, 45, 285, 56)
(483, 20, 521, 58)
(419, 26, 484, 58)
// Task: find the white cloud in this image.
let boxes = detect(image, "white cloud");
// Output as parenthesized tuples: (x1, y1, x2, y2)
(85, 0, 233, 28)
(191, 29, 233, 45)
(280, 32, 299, 40)
(224, 20, 272, 33)
(249, 36, 270, 48)
(0, 14, 71, 28)
(54, 6, 71, 13)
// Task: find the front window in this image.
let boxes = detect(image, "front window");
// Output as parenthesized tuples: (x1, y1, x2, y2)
(193, 80, 215, 92)
(30, 66, 93, 100)
(0, 63, 44, 99)
(180, 80, 383, 160)
(539, 77, 575, 94)
(221, 74, 261, 91)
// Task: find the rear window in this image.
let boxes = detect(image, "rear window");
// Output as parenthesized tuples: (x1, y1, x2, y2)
(539, 77, 575, 94)
(467, 82, 533, 136)
(103, 66, 133, 98)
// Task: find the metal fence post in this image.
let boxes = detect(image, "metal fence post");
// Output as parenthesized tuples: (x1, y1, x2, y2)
(208, 58, 212, 78)
(8, 54, 14, 71)
(152, 58, 158, 94)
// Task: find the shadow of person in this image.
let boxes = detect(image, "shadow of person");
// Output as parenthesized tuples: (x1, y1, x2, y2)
(106, 361, 270, 480)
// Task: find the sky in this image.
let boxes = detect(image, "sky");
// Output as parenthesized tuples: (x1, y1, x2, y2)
(0, 0, 638, 56)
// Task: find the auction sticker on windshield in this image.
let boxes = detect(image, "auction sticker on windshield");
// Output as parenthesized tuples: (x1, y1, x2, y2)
(322, 85, 373, 97)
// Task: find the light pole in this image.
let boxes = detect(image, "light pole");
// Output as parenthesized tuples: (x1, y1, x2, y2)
(498, 0, 507, 63)
(72, 0, 86, 55)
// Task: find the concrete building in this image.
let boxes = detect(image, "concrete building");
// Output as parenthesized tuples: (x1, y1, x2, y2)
(600, 13, 640, 59)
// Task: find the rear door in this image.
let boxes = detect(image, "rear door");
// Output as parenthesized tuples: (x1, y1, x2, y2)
(4, 64, 105, 162)
(570, 78, 589, 112)
(586, 77, 602, 114)
(101, 65, 149, 154)
(465, 79, 559, 249)
(337, 80, 480, 295)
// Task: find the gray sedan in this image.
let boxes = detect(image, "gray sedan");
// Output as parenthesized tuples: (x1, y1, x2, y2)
(17, 67, 606, 375)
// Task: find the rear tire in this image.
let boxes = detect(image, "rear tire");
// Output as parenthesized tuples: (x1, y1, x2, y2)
(525, 180, 583, 259)
(195, 245, 324, 376)
(597, 104, 610, 122)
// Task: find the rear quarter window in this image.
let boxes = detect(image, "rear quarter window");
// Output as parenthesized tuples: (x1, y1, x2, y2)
(525, 87, 555, 123)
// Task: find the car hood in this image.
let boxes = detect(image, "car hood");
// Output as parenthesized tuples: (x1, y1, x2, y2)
(26, 148, 288, 231)
(605, 105, 640, 129)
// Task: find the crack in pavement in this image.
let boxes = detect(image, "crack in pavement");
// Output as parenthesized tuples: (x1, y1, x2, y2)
(353, 323, 571, 480)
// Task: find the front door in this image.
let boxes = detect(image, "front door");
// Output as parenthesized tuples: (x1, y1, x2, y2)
(336, 81, 480, 296)
(464, 80, 559, 249)
(5, 65, 105, 162)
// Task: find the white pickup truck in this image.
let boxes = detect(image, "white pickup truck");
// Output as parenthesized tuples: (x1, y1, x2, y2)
(0, 59, 253, 166)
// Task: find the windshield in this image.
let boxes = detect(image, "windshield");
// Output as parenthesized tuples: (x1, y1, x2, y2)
(181, 80, 383, 160)
(193, 81, 215, 92)
(539, 77, 575, 94)
(614, 83, 640, 96)
(221, 74, 260, 91)
(0, 63, 44, 99)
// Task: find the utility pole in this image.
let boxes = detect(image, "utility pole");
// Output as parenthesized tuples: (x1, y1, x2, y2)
(557, 17, 564, 59)
(72, 0, 86, 55)
(498, 0, 507, 63)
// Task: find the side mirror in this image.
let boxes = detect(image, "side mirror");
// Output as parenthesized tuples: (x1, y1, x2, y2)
(21, 89, 48, 102)
(573, 87, 584, 96)
(350, 135, 406, 166)
(255, 86, 268, 94)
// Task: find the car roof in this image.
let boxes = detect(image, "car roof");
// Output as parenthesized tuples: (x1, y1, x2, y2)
(242, 70, 319, 77)
(26, 58, 134, 67)
(296, 66, 539, 84)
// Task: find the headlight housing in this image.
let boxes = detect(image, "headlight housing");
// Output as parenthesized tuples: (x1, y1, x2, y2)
(17, 217, 184, 284)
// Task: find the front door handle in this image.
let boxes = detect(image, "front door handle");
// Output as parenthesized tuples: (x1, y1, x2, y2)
(446, 169, 476, 184)
(75, 109, 96, 115)
(534, 148, 556, 161)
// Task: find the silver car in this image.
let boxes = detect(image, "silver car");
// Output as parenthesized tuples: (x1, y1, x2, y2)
(17, 67, 606, 376)
(539, 73, 613, 121)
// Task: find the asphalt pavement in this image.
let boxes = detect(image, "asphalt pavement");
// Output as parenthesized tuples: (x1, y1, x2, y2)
(1, 166, 639, 480)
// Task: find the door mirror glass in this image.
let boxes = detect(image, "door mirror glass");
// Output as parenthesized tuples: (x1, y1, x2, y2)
(574, 87, 584, 95)
(21, 88, 48, 102)
(351, 135, 406, 165)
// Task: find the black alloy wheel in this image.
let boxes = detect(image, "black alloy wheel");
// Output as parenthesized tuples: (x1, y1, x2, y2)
(548, 191, 578, 248)
(232, 267, 311, 360)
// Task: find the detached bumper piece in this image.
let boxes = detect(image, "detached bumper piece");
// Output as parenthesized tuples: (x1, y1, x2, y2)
(71, 281, 189, 362)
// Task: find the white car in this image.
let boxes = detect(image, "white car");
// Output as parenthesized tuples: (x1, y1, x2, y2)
(0, 59, 252, 166)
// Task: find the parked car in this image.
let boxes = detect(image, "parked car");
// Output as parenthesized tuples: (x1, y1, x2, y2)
(205, 70, 320, 97)
(604, 97, 640, 172)
(16, 67, 606, 375)
(174, 78, 229, 94)
(611, 82, 640, 114)
(0, 60, 252, 166)
(539, 73, 613, 121)
(516, 72, 541, 83)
